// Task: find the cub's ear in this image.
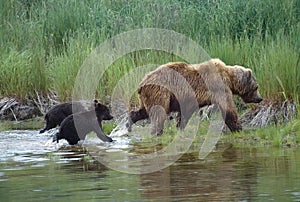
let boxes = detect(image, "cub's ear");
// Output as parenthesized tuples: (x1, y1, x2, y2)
(95, 103, 107, 111)
(93, 99, 98, 108)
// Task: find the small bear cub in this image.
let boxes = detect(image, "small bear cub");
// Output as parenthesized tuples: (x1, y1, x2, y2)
(53, 100, 113, 145)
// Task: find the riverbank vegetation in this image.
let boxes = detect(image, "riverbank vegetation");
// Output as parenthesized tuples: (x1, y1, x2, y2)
(0, 0, 299, 102)
(0, 0, 299, 146)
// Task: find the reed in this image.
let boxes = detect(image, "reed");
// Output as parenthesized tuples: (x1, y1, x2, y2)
(0, 0, 299, 103)
(208, 31, 300, 101)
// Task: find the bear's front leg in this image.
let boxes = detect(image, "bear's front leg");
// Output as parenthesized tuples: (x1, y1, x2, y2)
(216, 92, 242, 132)
(175, 114, 189, 131)
(175, 112, 182, 129)
(224, 110, 242, 132)
(96, 130, 113, 142)
(40, 117, 57, 133)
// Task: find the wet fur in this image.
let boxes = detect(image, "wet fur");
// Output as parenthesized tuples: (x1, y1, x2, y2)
(53, 100, 113, 145)
(40, 101, 91, 133)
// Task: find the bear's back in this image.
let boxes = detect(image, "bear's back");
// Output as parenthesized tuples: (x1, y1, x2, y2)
(139, 62, 199, 86)
(138, 59, 230, 94)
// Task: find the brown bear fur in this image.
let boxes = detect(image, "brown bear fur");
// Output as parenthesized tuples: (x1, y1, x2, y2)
(128, 58, 262, 135)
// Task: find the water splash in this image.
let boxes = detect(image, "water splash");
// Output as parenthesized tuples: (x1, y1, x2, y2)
(110, 113, 130, 137)
(198, 107, 225, 159)
(0, 130, 58, 162)
(83, 111, 132, 149)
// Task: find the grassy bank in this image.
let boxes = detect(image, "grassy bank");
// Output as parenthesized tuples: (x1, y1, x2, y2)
(0, 0, 299, 103)
(137, 109, 300, 148)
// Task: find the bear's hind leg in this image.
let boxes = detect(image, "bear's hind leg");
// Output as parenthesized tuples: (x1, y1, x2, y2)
(149, 105, 167, 136)
(40, 115, 59, 133)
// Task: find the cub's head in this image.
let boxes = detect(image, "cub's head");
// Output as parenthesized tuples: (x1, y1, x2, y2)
(94, 100, 113, 120)
(231, 66, 263, 104)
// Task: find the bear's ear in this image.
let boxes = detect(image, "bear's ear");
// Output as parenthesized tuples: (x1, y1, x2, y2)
(246, 69, 252, 80)
(210, 58, 226, 67)
(95, 102, 107, 111)
(93, 99, 99, 108)
(242, 69, 252, 87)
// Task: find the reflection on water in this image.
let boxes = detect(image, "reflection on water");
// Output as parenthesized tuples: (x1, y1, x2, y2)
(0, 130, 299, 201)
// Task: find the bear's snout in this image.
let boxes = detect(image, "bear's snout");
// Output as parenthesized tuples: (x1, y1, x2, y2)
(104, 114, 113, 120)
(242, 89, 263, 104)
(254, 97, 263, 103)
(242, 95, 263, 104)
(253, 91, 263, 103)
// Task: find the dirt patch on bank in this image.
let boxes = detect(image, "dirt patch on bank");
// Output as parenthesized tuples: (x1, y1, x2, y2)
(0, 94, 58, 121)
(0, 96, 297, 129)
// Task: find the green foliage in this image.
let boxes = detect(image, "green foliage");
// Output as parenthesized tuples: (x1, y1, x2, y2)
(229, 116, 300, 147)
(49, 31, 97, 100)
(102, 121, 117, 135)
(0, 49, 48, 98)
(0, 0, 299, 102)
(208, 31, 300, 101)
(0, 117, 44, 131)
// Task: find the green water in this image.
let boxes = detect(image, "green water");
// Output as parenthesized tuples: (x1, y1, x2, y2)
(0, 130, 299, 201)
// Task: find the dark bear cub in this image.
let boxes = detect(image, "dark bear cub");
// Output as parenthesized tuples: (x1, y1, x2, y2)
(40, 101, 91, 133)
(53, 100, 113, 145)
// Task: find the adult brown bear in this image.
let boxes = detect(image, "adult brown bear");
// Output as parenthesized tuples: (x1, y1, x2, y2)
(128, 59, 262, 135)
(53, 100, 113, 145)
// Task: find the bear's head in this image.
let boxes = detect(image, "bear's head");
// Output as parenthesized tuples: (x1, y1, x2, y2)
(94, 100, 114, 120)
(231, 66, 263, 104)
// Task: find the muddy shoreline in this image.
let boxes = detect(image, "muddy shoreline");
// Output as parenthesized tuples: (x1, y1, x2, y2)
(0, 96, 297, 129)
(0, 97, 42, 121)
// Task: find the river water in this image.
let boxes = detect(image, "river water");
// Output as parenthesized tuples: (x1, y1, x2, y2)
(0, 130, 299, 201)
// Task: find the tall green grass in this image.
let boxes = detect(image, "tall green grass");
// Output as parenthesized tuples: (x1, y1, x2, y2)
(208, 31, 300, 100)
(0, 49, 48, 99)
(0, 0, 299, 103)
